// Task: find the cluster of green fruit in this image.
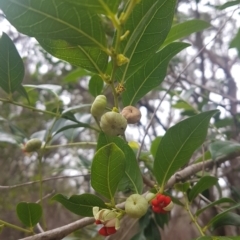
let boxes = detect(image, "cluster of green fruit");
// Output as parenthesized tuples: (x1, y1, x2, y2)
(91, 95, 142, 136)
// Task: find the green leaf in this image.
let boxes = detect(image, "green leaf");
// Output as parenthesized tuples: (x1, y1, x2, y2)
(97, 133, 143, 194)
(63, 68, 92, 83)
(216, 0, 240, 10)
(193, 237, 233, 240)
(0, 0, 107, 49)
(0, 32, 24, 95)
(116, 0, 177, 82)
(17, 85, 30, 104)
(194, 150, 212, 163)
(212, 212, 240, 230)
(52, 119, 94, 136)
(188, 176, 218, 202)
(153, 110, 218, 189)
(144, 218, 161, 240)
(52, 193, 106, 216)
(24, 84, 62, 95)
(154, 212, 169, 229)
(65, 0, 121, 14)
(162, 20, 211, 47)
(91, 143, 126, 199)
(209, 140, 240, 161)
(122, 42, 189, 106)
(150, 136, 162, 158)
(37, 39, 108, 73)
(206, 203, 240, 230)
(89, 75, 104, 97)
(0, 132, 18, 145)
(229, 28, 240, 58)
(62, 104, 91, 115)
(172, 100, 195, 111)
(16, 202, 42, 228)
(196, 198, 236, 217)
(174, 182, 190, 193)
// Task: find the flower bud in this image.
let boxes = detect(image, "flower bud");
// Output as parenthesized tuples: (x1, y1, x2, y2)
(116, 54, 129, 66)
(100, 112, 127, 136)
(121, 106, 141, 124)
(125, 194, 148, 218)
(91, 95, 107, 118)
(23, 138, 42, 153)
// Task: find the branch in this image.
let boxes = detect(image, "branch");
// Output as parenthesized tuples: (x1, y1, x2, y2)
(20, 218, 95, 240)
(20, 151, 240, 240)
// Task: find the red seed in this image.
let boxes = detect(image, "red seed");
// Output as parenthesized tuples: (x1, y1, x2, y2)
(151, 198, 158, 207)
(98, 227, 109, 236)
(152, 205, 162, 213)
(156, 194, 165, 203)
(106, 227, 117, 235)
(164, 196, 171, 206)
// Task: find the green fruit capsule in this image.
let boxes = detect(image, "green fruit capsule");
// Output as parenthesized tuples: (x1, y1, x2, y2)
(125, 194, 148, 218)
(100, 112, 127, 136)
(23, 138, 42, 152)
(91, 95, 107, 118)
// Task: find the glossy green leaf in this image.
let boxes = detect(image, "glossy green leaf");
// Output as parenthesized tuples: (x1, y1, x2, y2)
(212, 212, 240, 230)
(63, 68, 92, 83)
(206, 203, 240, 230)
(196, 198, 236, 217)
(97, 133, 143, 194)
(150, 136, 162, 158)
(122, 42, 189, 106)
(116, 0, 177, 82)
(91, 143, 126, 199)
(209, 140, 240, 161)
(52, 193, 106, 216)
(89, 75, 104, 97)
(37, 39, 108, 73)
(188, 176, 218, 202)
(153, 110, 218, 189)
(65, 0, 121, 14)
(16, 202, 42, 228)
(174, 182, 190, 193)
(0, 0, 106, 49)
(0, 32, 24, 95)
(229, 28, 240, 58)
(144, 218, 161, 240)
(162, 20, 211, 47)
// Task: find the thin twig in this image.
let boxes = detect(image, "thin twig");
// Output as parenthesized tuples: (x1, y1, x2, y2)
(0, 174, 90, 190)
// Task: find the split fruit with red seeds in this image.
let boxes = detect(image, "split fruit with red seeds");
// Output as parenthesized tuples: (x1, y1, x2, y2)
(151, 194, 174, 214)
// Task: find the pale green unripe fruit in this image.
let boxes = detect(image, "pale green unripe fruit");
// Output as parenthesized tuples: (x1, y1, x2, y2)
(23, 138, 42, 152)
(100, 112, 127, 136)
(91, 95, 107, 118)
(125, 194, 148, 218)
